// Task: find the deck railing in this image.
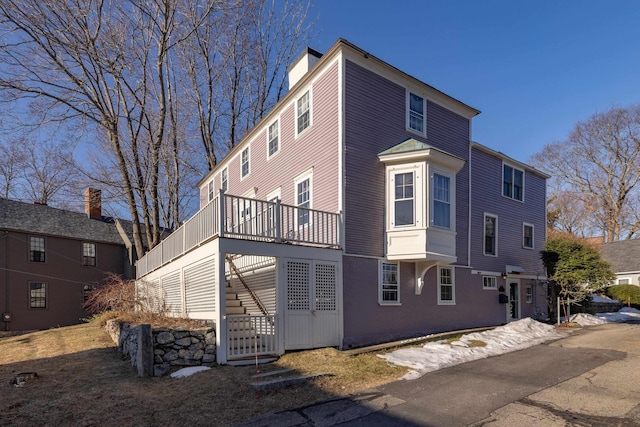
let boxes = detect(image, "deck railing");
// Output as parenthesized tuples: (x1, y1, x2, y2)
(136, 192, 341, 277)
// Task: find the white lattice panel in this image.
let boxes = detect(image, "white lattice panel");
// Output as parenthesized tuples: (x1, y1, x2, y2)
(162, 271, 182, 313)
(184, 258, 216, 313)
(286, 261, 310, 311)
(315, 263, 336, 311)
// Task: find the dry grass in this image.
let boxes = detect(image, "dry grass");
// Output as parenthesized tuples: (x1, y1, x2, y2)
(0, 319, 406, 426)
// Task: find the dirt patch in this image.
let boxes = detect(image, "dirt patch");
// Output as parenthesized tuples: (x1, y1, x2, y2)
(0, 320, 406, 426)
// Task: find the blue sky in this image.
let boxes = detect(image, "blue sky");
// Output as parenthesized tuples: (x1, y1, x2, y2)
(309, 0, 640, 163)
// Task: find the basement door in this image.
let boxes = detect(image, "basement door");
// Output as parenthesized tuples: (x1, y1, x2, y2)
(284, 259, 339, 350)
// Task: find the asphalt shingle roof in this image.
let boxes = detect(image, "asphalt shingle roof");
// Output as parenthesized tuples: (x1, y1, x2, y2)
(600, 239, 640, 273)
(0, 198, 126, 246)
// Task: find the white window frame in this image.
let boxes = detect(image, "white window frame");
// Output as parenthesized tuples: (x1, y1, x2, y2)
(241, 147, 250, 179)
(267, 118, 280, 159)
(379, 261, 400, 305)
(503, 162, 524, 201)
(523, 223, 534, 249)
(296, 90, 311, 136)
(207, 180, 214, 202)
(392, 170, 415, 228)
(483, 276, 497, 290)
(617, 278, 631, 285)
(294, 169, 313, 228)
(221, 167, 228, 192)
(407, 91, 426, 136)
(438, 266, 455, 305)
(484, 213, 498, 257)
(526, 285, 533, 303)
(431, 171, 452, 230)
(266, 187, 281, 236)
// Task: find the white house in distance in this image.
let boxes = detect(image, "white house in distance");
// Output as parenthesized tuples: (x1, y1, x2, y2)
(135, 39, 549, 364)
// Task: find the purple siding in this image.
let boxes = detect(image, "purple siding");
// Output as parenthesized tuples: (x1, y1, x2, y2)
(342, 256, 507, 348)
(469, 147, 547, 276)
(198, 62, 340, 213)
(343, 60, 471, 258)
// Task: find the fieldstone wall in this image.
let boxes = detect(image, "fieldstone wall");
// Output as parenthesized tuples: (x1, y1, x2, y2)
(105, 320, 216, 377)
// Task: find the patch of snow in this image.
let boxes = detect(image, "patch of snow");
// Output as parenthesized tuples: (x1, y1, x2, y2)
(569, 313, 607, 326)
(591, 294, 619, 304)
(596, 307, 640, 323)
(379, 318, 564, 380)
(170, 366, 211, 378)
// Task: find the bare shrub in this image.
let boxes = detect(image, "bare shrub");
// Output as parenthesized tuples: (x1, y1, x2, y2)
(83, 274, 138, 314)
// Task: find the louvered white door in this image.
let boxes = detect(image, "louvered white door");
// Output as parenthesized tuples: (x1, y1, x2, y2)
(284, 260, 339, 350)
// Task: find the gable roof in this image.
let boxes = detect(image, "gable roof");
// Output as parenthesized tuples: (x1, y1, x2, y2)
(600, 239, 640, 273)
(0, 198, 127, 246)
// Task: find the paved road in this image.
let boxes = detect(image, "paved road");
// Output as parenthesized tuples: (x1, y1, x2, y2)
(239, 323, 640, 426)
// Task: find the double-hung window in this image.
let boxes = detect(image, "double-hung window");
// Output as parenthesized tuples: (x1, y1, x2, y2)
(241, 148, 249, 179)
(29, 236, 46, 263)
(29, 282, 47, 308)
(207, 180, 214, 202)
(83, 242, 96, 266)
(221, 167, 228, 192)
(523, 223, 534, 249)
(503, 164, 524, 201)
(483, 276, 497, 290)
(484, 214, 497, 256)
(408, 92, 425, 134)
(297, 91, 310, 135)
(438, 267, 455, 304)
(268, 120, 279, 157)
(296, 176, 311, 227)
(433, 173, 451, 228)
(394, 172, 414, 226)
(526, 286, 533, 303)
(380, 262, 399, 304)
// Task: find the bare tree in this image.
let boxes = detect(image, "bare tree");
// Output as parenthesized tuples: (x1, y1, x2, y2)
(0, 138, 26, 199)
(531, 105, 640, 242)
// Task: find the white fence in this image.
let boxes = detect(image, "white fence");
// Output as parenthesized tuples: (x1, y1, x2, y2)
(227, 315, 277, 359)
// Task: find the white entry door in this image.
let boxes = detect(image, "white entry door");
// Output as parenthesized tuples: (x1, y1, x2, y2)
(507, 279, 520, 322)
(284, 259, 339, 350)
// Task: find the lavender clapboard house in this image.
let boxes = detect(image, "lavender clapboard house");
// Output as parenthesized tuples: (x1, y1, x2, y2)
(135, 39, 549, 364)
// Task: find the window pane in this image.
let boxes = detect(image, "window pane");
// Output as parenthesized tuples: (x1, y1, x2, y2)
(395, 200, 413, 226)
(433, 174, 450, 228)
(382, 263, 399, 302)
(30, 282, 46, 308)
(221, 168, 228, 191)
(484, 216, 496, 255)
(409, 93, 424, 133)
(297, 92, 310, 133)
(394, 172, 414, 226)
(297, 178, 310, 226)
(29, 236, 46, 262)
(433, 201, 450, 228)
(241, 149, 249, 177)
(503, 165, 512, 198)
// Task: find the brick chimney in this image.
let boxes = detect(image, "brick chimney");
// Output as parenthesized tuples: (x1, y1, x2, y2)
(84, 188, 102, 219)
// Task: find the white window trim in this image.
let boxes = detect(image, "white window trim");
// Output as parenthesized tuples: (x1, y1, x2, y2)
(437, 266, 455, 305)
(526, 285, 533, 303)
(207, 180, 214, 202)
(267, 118, 280, 160)
(617, 277, 631, 285)
(482, 276, 497, 290)
(240, 147, 250, 180)
(483, 213, 498, 257)
(523, 223, 534, 249)
(295, 89, 312, 137)
(406, 90, 426, 136)
(221, 167, 228, 192)
(379, 260, 401, 305)
(502, 162, 525, 202)
(294, 168, 313, 228)
(430, 168, 454, 231)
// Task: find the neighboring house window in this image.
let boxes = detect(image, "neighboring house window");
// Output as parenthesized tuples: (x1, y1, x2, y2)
(433, 173, 451, 228)
(241, 147, 250, 178)
(29, 236, 46, 263)
(438, 267, 455, 304)
(503, 164, 524, 201)
(394, 172, 414, 226)
(617, 278, 630, 285)
(296, 176, 311, 227)
(208, 180, 214, 202)
(380, 262, 399, 304)
(83, 284, 98, 303)
(483, 276, 497, 290)
(526, 285, 533, 303)
(297, 90, 310, 135)
(82, 242, 96, 267)
(484, 214, 497, 256)
(221, 167, 228, 192)
(29, 282, 46, 308)
(407, 92, 425, 134)
(268, 119, 279, 157)
(523, 223, 534, 249)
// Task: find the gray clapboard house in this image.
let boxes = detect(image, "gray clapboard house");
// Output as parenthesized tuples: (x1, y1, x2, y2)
(600, 239, 640, 286)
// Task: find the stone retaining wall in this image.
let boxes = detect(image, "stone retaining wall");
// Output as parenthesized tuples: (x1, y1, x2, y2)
(106, 319, 216, 377)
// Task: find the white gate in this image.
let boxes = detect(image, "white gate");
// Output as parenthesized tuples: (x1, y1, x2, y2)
(284, 259, 339, 350)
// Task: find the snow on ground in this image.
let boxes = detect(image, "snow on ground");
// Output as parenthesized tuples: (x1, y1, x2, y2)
(380, 307, 640, 380)
(170, 366, 211, 378)
(379, 318, 565, 380)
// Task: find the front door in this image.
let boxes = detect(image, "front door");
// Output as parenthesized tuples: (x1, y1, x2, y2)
(508, 280, 520, 322)
(284, 259, 339, 350)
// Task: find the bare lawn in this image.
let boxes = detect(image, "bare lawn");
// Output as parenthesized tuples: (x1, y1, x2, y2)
(0, 319, 406, 426)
